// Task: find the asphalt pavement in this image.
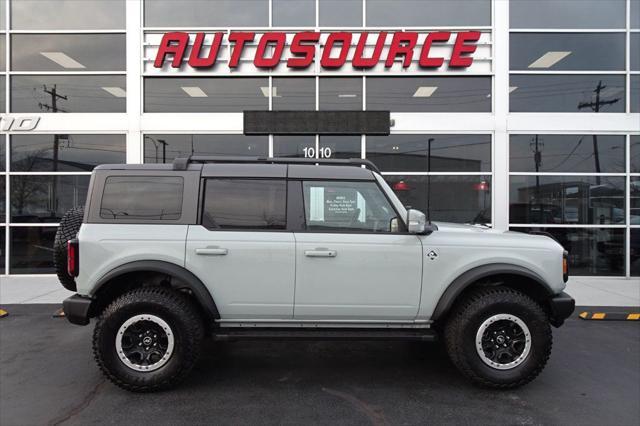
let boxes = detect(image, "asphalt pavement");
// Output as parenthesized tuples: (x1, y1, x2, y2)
(0, 304, 638, 426)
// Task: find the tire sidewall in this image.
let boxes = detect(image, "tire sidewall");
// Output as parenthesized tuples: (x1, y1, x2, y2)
(459, 298, 551, 384)
(96, 300, 192, 388)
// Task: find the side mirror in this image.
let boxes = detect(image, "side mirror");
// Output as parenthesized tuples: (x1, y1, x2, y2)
(406, 209, 438, 235)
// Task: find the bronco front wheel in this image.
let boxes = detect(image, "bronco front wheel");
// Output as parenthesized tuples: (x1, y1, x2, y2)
(93, 287, 204, 392)
(444, 287, 552, 389)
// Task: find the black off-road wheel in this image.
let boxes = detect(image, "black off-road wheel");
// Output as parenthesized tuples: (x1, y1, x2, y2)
(53, 206, 84, 291)
(444, 287, 552, 389)
(93, 287, 205, 392)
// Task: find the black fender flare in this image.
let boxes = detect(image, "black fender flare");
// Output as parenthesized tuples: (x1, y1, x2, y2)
(431, 263, 554, 321)
(92, 260, 220, 321)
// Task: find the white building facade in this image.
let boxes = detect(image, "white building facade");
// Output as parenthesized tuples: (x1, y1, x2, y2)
(1, 0, 639, 287)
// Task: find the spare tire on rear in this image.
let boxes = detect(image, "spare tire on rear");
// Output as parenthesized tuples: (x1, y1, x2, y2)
(54, 207, 84, 291)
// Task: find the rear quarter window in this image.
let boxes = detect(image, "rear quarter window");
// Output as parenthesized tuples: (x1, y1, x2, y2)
(100, 176, 183, 220)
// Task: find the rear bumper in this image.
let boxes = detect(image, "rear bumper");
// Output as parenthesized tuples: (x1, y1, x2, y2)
(549, 291, 575, 327)
(62, 294, 94, 326)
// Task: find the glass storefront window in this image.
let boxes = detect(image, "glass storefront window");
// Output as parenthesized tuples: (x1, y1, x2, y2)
(11, 0, 125, 30)
(10, 227, 57, 274)
(632, 0, 640, 29)
(11, 75, 126, 113)
(144, 77, 268, 112)
(273, 0, 315, 27)
(0, 76, 5, 113)
(143, 135, 268, 163)
(10, 175, 90, 223)
(510, 135, 626, 173)
(0, 228, 5, 274)
(631, 33, 639, 71)
(366, 0, 490, 27)
(11, 34, 126, 72)
(0, 35, 5, 70)
(631, 177, 640, 225)
(632, 76, 639, 113)
(319, 78, 362, 110)
(510, 75, 625, 113)
(510, 0, 626, 29)
(632, 230, 640, 276)
(511, 227, 625, 276)
(272, 78, 315, 111)
(632, 136, 640, 173)
(0, 175, 4, 217)
(319, 136, 361, 159)
(11, 135, 126, 172)
(367, 77, 491, 112)
(510, 33, 625, 71)
(144, 0, 268, 27)
(367, 134, 491, 173)
(0, 0, 4, 30)
(320, 0, 362, 27)
(387, 175, 492, 224)
(509, 176, 625, 225)
(273, 135, 315, 158)
(0, 138, 4, 171)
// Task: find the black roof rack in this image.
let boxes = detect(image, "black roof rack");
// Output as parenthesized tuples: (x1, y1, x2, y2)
(172, 156, 381, 173)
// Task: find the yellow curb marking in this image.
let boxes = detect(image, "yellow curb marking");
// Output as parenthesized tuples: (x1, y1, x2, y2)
(592, 313, 606, 319)
(0, 309, 8, 318)
(627, 313, 640, 320)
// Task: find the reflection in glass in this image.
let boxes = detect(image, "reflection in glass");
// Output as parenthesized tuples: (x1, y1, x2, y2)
(632, 230, 640, 276)
(144, 77, 268, 112)
(510, 176, 625, 225)
(0, 0, 4, 30)
(143, 135, 268, 163)
(367, 134, 491, 172)
(510, 33, 625, 71)
(11, 0, 125, 30)
(386, 175, 492, 224)
(367, 77, 491, 112)
(510, 75, 625, 112)
(319, 136, 361, 159)
(511, 227, 625, 276)
(510, 135, 625, 173)
(100, 176, 183, 220)
(320, 0, 362, 27)
(273, 136, 315, 158)
(273, 0, 315, 26)
(10, 227, 57, 274)
(631, 177, 640, 225)
(0, 35, 5, 70)
(0, 228, 4, 274)
(12, 34, 126, 72)
(367, 0, 490, 26)
(12, 75, 126, 113)
(11, 175, 90, 223)
(144, 0, 268, 27)
(0, 75, 4, 112)
(11, 135, 126, 172)
(510, 0, 625, 29)
(632, 136, 640, 173)
(0, 139, 4, 171)
(319, 78, 362, 110)
(632, 33, 639, 71)
(272, 78, 315, 110)
(632, 76, 639, 113)
(1, 176, 4, 217)
(632, 0, 640, 29)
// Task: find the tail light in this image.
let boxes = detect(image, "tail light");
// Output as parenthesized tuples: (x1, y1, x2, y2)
(562, 250, 569, 282)
(67, 239, 79, 277)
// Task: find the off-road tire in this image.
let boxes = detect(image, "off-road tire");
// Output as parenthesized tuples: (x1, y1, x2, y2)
(444, 287, 552, 389)
(53, 206, 84, 291)
(93, 287, 205, 392)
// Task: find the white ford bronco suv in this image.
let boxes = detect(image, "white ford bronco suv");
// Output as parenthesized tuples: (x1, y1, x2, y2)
(55, 156, 574, 392)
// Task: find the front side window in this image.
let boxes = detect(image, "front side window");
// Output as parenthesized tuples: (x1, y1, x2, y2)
(303, 181, 399, 233)
(100, 176, 183, 220)
(203, 179, 286, 230)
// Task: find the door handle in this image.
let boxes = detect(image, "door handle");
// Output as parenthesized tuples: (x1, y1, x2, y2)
(195, 247, 228, 256)
(304, 249, 337, 258)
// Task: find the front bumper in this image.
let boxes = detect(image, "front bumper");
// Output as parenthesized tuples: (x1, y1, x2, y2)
(549, 291, 575, 327)
(62, 294, 94, 326)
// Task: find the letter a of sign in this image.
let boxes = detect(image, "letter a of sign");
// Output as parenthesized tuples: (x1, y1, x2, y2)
(155, 32, 189, 68)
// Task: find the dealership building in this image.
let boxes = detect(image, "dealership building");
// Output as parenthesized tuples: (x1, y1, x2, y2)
(0, 0, 639, 294)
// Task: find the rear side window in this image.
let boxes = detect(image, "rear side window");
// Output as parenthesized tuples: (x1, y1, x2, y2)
(100, 176, 183, 220)
(202, 179, 286, 230)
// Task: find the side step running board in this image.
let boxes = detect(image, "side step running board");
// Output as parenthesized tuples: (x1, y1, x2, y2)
(212, 328, 438, 342)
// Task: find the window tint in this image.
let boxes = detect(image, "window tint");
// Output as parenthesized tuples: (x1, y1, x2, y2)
(303, 181, 398, 233)
(272, 78, 315, 110)
(143, 134, 267, 163)
(144, 0, 268, 27)
(11, 0, 125, 30)
(510, 0, 626, 29)
(367, 0, 490, 26)
(319, 78, 362, 110)
(203, 179, 286, 230)
(273, 0, 315, 27)
(101, 176, 183, 220)
(320, 0, 362, 27)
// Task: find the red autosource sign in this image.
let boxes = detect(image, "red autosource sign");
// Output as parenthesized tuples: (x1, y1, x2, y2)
(154, 31, 480, 70)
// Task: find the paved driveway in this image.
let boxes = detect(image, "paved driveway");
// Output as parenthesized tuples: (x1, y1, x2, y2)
(1, 304, 638, 426)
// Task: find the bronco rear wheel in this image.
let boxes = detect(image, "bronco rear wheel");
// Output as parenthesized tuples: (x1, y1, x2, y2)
(444, 287, 552, 389)
(93, 287, 204, 392)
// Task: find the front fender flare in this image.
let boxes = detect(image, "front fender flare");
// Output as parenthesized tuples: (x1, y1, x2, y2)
(92, 260, 220, 321)
(431, 263, 554, 321)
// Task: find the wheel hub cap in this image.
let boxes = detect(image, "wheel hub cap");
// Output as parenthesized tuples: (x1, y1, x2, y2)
(115, 314, 175, 372)
(475, 314, 531, 370)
